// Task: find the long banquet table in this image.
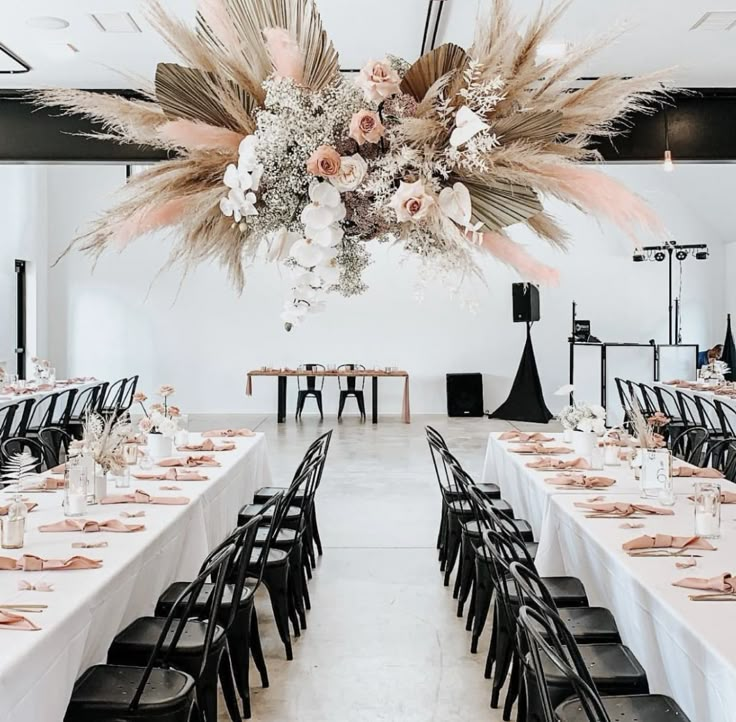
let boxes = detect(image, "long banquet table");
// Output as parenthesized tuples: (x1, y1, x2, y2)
(0, 432, 271, 722)
(482, 431, 736, 722)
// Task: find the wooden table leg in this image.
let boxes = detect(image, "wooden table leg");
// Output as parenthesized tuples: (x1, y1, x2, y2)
(372, 376, 378, 424)
(277, 376, 287, 423)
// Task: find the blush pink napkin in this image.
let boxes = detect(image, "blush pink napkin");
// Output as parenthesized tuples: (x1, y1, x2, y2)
(176, 439, 235, 452)
(100, 489, 189, 505)
(157, 455, 220, 468)
(499, 431, 554, 443)
(672, 467, 724, 478)
(18, 580, 53, 592)
(0, 501, 37, 515)
(527, 457, 590, 471)
(0, 554, 102, 571)
(673, 572, 736, 592)
(0, 610, 40, 631)
(622, 534, 716, 551)
(201, 428, 255, 438)
(545, 474, 615, 489)
(574, 501, 673, 516)
(132, 468, 208, 481)
(510, 443, 573, 455)
(39, 518, 145, 533)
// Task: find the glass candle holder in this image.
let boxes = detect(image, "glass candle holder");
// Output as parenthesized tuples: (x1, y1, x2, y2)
(1, 495, 27, 549)
(64, 456, 87, 517)
(110, 467, 130, 489)
(693, 481, 721, 539)
(123, 443, 139, 466)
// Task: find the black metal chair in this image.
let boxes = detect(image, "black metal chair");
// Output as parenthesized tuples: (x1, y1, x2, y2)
(295, 364, 325, 421)
(670, 426, 709, 465)
(24, 394, 56, 437)
(714, 398, 736, 437)
(98, 378, 127, 418)
(67, 385, 103, 438)
(6, 398, 35, 438)
(693, 394, 726, 439)
(337, 364, 366, 421)
(117, 375, 139, 420)
(38, 427, 73, 468)
(676, 390, 701, 428)
(654, 384, 686, 439)
(106, 542, 238, 722)
(0, 436, 47, 473)
(47, 388, 78, 431)
(613, 378, 635, 430)
(66, 543, 235, 722)
(0, 405, 16, 444)
(517, 605, 688, 722)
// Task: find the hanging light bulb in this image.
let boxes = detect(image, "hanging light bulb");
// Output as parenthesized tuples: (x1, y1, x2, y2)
(663, 110, 674, 172)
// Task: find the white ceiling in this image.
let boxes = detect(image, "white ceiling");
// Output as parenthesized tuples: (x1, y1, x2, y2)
(2, 0, 736, 89)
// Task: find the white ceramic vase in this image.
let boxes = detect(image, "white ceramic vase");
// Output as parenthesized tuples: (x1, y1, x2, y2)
(572, 430, 596, 459)
(147, 433, 173, 459)
(562, 428, 574, 443)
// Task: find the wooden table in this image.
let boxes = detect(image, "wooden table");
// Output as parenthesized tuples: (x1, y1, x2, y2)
(246, 369, 411, 424)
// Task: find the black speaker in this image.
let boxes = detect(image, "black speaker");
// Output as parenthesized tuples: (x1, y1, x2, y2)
(446, 373, 484, 417)
(512, 283, 540, 323)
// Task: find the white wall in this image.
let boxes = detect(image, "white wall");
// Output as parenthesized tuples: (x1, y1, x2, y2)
(38, 163, 729, 415)
(0, 165, 48, 376)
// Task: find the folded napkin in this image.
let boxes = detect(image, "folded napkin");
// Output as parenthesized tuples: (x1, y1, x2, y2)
(0, 501, 37, 515)
(672, 466, 724, 478)
(499, 431, 554, 443)
(0, 554, 102, 571)
(0, 610, 40, 631)
(18, 580, 53, 592)
(527, 457, 590, 471)
(157, 455, 220, 468)
(121, 511, 145, 518)
(622, 534, 716, 551)
(545, 474, 615, 489)
(574, 501, 673, 516)
(39, 518, 145, 533)
(100, 489, 189, 505)
(201, 428, 255, 438)
(160, 485, 182, 491)
(176, 439, 235, 452)
(510, 443, 573, 455)
(72, 541, 108, 549)
(673, 572, 736, 592)
(132, 468, 208, 481)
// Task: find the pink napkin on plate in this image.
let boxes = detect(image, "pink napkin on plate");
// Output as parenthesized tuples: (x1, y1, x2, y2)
(100, 489, 189, 505)
(0, 610, 40, 631)
(622, 534, 716, 551)
(527, 457, 590, 471)
(39, 518, 145, 533)
(0, 554, 102, 571)
(201, 428, 255, 438)
(673, 572, 735, 592)
(673, 466, 724, 478)
(176, 439, 235, 452)
(499, 431, 554, 443)
(0, 501, 37, 515)
(132, 468, 208, 481)
(545, 474, 615, 489)
(510, 443, 573, 455)
(157, 455, 220, 468)
(574, 501, 673, 516)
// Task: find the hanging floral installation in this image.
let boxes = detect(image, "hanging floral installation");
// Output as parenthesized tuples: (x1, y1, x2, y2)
(38, 0, 668, 329)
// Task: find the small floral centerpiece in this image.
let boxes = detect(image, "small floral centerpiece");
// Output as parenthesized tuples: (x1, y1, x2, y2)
(134, 385, 180, 457)
(700, 360, 730, 384)
(558, 401, 606, 458)
(30, 357, 51, 381)
(82, 413, 129, 475)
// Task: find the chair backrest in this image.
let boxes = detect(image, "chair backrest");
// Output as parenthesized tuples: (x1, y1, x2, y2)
(508, 561, 562, 621)
(670, 426, 710, 465)
(517, 605, 611, 722)
(281, 456, 323, 538)
(293, 430, 332, 491)
(93, 382, 109, 412)
(118, 375, 139, 414)
(654, 385, 683, 422)
(130, 542, 236, 710)
(338, 364, 366, 391)
(676, 390, 701, 426)
(25, 394, 56, 434)
(0, 436, 47, 473)
(248, 492, 284, 590)
(626, 380, 649, 415)
(714, 399, 736, 437)
(68, 385, 102, 425)
(100, 378, 127, 413)
(48, 388, 78, 428)
(699, 437, 736, 480)
(426, 426, 460, 499)
(8, 398, 35, 438)
(693, 395, 723, 435)
(0, 405, 16, 444)
(636, 383, 658, 415)
(297, 364, 325, 391)
(38, 427, 72, 468)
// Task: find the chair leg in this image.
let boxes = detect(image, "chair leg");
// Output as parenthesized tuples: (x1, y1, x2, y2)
(491, 614, 514, 708)
(472, 559, 493, 654)
(312, 507, 323, 557)
(301, 559, 311, 610)
(485, 610, 498, 679)
(260, 564, 293, 660)
(289, 545, 307, 630)
(315, 392, 324, 421)
(338, 392, 346, 421)
(219, 645, 245, 721)
(443, 514, 461, 587)
(456, 533, 475, 613)
(356, 392, 366, 420)
(503, 653, 520, 721)
(295, 392, 304, 421)
(249, 608, 269, 688)
(465, 581, 476, 632)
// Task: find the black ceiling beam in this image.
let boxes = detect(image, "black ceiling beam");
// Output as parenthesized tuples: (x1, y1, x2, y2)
(1, 88, 736, 163)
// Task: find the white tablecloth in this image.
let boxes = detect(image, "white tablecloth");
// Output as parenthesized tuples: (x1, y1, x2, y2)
(536, 494, 736, 722)
(0, 432, 271, 722)
(482, 431, 736, 722)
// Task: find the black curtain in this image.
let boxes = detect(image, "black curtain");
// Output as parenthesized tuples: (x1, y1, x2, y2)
(490, 323, 553, 423)
(722, 314, 736, 382)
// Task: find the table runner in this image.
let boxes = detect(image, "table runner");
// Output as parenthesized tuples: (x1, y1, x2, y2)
(0, 432, 270, 722)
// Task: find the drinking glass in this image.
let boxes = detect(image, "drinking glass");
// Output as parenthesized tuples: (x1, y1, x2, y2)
(693, 481, 721, 539)
(48, 367, 57, 385)
(5, 373, 17, 388)
(110, 467, 130, 489)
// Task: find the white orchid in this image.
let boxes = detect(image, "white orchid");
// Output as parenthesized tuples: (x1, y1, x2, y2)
(290, 238, 327, 267)
(316, 259, 341, 285)
(450, 106, 490, 148)
(219, 188, 257, 222)
(308, 224, 344, 247)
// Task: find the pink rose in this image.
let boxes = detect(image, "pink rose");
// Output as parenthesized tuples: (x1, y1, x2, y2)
(133, 391, 147, 403)
(157, 384, 175, 397)
(138, 417, 153, 433)
(306, 145, 341, 177)
(150, 403, 164, 413)
(356, 59, 401, 103)
(349, 110, 385, 145)
(389, 180, 435, 222)
(168, 405, 181, 417)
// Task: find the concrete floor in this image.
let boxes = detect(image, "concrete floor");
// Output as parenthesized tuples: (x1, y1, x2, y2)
(193, 413, 553, 722)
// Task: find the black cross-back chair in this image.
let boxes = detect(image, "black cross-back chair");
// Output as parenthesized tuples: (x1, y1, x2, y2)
(47, 388, 78, 431)
(693, 394, 726, 438)
(697, 436, 736, 481)
(66, 543, 236, 722)
(613, 378, 634, 430)
(483, 529, 591, 718)
(0, 405, 16, 444)
(0, 436, 47, 474)
(714, 398, 736, 437)
(98, 377, 127, 418)
(38, 427, 73, 468)
(654, 384, 686, 439)
(116, 375, 139, 420)
(67, 385, 103, 438)
(6, 398, 35, 438)
(676, 389, 701, 428)
(24, 394, 57, 437)
(516, 604, 688, 722)
(295, 364, 325, 421)
(670, 426, 709, 465)
(637, 383, 659, 415)
(337, 363, 366, 420)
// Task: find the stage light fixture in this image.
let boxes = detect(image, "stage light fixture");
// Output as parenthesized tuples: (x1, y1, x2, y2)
(632, 252, 645, 262)
(695, 249, 709, 260)
(675, 249, 688, 261)
(654, 251, 666, 262)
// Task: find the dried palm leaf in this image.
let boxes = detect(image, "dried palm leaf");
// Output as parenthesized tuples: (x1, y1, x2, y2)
(492, 110, 563, 145)
(400, 43, 468, 102)
(458, 176, 543, 232)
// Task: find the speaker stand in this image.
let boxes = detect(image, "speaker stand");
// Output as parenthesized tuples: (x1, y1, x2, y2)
(489, 322, 553, 423)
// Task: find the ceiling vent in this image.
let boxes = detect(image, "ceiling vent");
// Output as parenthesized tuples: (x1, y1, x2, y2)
(690, 11, 736, 30)
(90, 12, 142, 33)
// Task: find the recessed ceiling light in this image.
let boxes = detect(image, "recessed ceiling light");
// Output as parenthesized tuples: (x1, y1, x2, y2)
(90, 12, 141, 33)
(537, 42, 569, 61)
(26, 16, 70, 30)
